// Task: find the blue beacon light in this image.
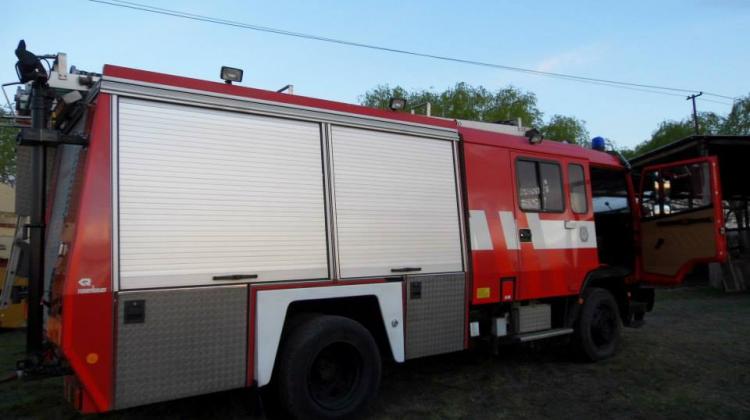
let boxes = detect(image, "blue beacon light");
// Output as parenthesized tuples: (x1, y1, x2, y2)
(591, 136, 606, 151)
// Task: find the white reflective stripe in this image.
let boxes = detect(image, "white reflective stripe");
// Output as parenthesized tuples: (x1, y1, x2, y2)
(525, 213, 597, 249)
(526, 213, 546, 249)
(493, 211, 597, 251)
(498, 211, 520, 250)
(469, 210, 493, 251)
(254, 282, 404, 387)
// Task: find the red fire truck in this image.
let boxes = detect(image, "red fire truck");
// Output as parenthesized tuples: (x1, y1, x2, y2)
(7, 41, 727, 419)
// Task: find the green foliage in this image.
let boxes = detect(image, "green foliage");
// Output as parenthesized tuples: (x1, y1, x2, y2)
(360, 83, 544, 128)
(723, 95, 750, 135)
(360, 83, 599, 145)
(0, 108, 17, 185)
(629, 103, 746, 157)
(632, 119, 695, 156)
(620, 148, 637, 159)
(542, 115, 590, 145)
(363, 84, 750, 159)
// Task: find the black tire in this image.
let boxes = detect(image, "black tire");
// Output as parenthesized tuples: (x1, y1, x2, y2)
(574, 288, 622, 361)
(276, 315, 381, 420)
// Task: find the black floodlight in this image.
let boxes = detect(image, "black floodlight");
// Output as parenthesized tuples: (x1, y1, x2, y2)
(220, 66, 243, 84)
(525, 128, 543, 145)
(14, 40, 48, 84)
(388, 97, 407, 111)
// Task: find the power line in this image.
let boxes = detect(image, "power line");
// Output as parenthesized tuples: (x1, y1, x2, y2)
(698, 97, 736, 106)
(89, 0, 738, 103)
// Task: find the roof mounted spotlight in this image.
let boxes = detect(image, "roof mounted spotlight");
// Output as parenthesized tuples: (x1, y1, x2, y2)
(220, 66, 243, 85)
(525, 128, 543, 145)
(388, 97, 407, 111)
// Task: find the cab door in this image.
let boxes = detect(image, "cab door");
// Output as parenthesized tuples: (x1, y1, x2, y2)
(638, 156, 727, 284)
(511, 153, 598, 300)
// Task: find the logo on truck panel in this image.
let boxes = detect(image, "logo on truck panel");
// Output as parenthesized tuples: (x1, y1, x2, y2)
(77, 278, 107, 295)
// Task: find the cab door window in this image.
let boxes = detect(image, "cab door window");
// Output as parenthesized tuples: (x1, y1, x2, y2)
(568, 164, 588, 214)
(641, 161, 712, 218)
(516, 159, 564, 212)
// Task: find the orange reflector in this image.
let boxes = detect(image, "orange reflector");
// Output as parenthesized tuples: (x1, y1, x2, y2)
(86, 353, 99, 365)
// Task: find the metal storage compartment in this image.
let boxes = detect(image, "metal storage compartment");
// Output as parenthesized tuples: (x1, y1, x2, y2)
(330, 126, 463, 278)
(116, 98, 329, 289)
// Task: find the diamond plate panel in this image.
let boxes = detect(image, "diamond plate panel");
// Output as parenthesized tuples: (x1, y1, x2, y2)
(515, 304, 551, 333)
(405, 273, 466, 360)
(115, 286, 248, 409)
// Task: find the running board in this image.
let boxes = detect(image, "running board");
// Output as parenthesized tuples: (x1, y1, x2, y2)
(514, 328, 574, 343)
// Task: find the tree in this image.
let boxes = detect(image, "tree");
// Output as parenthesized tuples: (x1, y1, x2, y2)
(723, 95, 750, 135)
(542, 115, 590, 145)
(629, 111, 724, 157)
(360, 83, 544, 128)
(0, 108, 17, 185)
(360, 85, 412, 111)
(624, 92, 750, 159)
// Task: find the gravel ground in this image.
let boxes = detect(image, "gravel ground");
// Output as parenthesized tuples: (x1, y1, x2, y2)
(1, 285, 748, 420)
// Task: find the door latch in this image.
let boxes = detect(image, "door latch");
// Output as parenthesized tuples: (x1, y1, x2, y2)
(124, 300, 145, 324)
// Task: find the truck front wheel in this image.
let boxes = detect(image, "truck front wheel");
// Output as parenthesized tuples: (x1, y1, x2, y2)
(574, 287, 622, 361)
(276, 314, 382, 419)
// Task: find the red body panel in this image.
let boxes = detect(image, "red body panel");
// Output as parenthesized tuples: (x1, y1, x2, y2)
(463, 138, 520, 304)
(54, 95, 114, 412)
(460, 127, 617, 304)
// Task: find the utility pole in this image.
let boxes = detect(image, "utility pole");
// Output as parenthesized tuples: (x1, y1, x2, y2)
(686, 92, 703, 135)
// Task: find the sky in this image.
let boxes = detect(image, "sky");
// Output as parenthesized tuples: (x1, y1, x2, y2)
(2, 0, 748, 148)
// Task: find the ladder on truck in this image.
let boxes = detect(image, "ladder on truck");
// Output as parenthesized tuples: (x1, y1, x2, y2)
(1, 216, 27, 309)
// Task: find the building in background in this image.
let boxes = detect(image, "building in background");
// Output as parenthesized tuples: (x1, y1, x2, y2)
(0, 182, 28, 329)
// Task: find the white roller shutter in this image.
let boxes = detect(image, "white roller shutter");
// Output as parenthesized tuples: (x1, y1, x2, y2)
(117, 98, 328, 289)
(331, 126, 463, 278)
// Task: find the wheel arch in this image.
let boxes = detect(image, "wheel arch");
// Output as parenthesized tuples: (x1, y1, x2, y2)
(283, 296, 394, 362)
(579, 267, 629, 322)
(253, 282, 404, 387)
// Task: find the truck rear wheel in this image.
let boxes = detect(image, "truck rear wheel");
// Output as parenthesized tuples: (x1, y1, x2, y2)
(574, 288, 622, 361)
(276, 314, 381, 419)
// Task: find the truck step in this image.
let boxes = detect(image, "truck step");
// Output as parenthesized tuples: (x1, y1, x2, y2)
(514, 328, 574, 343)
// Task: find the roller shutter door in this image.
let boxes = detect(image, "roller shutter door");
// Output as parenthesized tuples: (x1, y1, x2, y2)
(117, 98, 328, 289)
(331, 126, 463, 278)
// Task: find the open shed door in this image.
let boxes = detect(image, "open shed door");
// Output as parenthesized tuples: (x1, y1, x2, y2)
(638, 156, 727, 284)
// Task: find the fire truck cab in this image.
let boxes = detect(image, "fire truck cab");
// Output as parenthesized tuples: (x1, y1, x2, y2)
(7, 42, 728, 419)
